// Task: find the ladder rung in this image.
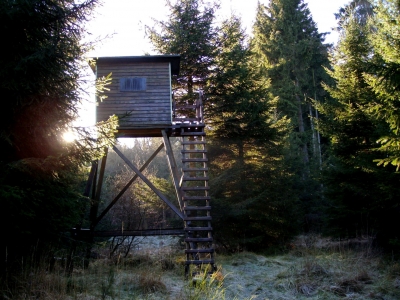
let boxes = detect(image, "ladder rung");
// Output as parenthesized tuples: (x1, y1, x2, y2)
(182, 141, 206, 145)
(182, 186, 210, 191)
(184, 216, 212, 221)
(185, 238, 213, 242)
(182, 158, 208, 162)
(181, 132, 206, 136)
(185, 227, 212, 231)
(184, 206, 211, 211)
(185, 249, 214, 254)
(183, 196, 211, 201)
(181, 149, 206, 153)
(182, 177, 209, 181)
(182, 168, 208, 172)
(185, 260, 215, 265)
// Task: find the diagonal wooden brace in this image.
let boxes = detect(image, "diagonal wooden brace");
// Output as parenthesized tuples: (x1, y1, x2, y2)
(112, 145, 184, 220)
(162, 130, 184, 212)
(93, 143, 165, 228)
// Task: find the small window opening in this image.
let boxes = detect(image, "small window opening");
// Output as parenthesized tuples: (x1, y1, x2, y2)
(120, 77, 146, 91)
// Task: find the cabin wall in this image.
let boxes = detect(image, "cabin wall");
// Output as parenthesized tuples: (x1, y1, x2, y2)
(96, 61, 172, 128)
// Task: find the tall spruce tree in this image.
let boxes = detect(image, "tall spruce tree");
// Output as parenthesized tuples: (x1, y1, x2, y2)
(317, 2, 400, 246)
(364, 0, 400, 170)
(146, 0, 218, 102)
(251, 0, 330, 231)
(205, 16, 298, 249)
(0, 0, 118, 272)
(335, 0, 374, 29)
(206, 16, 277, 148)
(0, 0, 110, 161)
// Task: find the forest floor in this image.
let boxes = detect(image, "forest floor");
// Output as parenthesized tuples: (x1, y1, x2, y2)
(3, 235, 400, 299)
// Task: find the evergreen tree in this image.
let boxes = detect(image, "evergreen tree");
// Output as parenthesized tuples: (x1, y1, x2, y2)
(318, 2, 400, 246)
(206, 16, 276, 146)
(364, 0, 400, 170)
(0, 0, 117, 272)
(206, 16, 298, 249)
(251, 0, 330, 231)
(0, 0, 107, 161)
(335, 0, 374, 29)
(146, 0, 218, 101)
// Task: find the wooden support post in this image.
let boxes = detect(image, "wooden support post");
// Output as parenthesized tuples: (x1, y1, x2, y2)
(112, 145, 184, 220)
(196, 90, 204, 122)
(67, 161, 99, 275)
(91, 161, 98, 199)
(89, 149, 108, 231)
(83, 161, 98, 198)
(162, 130, 184, 211)
(85, 149, 108, 268)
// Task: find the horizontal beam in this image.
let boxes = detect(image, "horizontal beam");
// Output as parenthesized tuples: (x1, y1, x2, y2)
(72, 228, 185, 237)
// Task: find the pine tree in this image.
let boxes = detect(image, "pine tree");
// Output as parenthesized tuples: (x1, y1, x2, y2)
(318, 2, 400, 245)
(146, 0, 218, 101)
(335, 0, 374, 29)
(364, 0, 400, 170)
(206, 16, 277, 146)
(0, 0, 116, 271)
(251, 0, 330, 231)
(252, 0, 329, 164)
(0, 0, 110, 161)
(206, 16, 298, 249)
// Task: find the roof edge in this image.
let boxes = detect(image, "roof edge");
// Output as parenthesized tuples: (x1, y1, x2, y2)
(87, 55, 181, 75)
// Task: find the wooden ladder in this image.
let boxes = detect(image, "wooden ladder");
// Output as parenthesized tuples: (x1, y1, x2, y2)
(181, 126, 216, 277)
(173, 92, 216, 277)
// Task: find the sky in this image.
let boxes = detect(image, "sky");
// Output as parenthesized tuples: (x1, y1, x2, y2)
(85, 0, 351, 57)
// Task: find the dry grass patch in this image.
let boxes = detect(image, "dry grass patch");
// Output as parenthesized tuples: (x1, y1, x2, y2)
(136, 272, 167, 293)
(3, 235, 400, 299)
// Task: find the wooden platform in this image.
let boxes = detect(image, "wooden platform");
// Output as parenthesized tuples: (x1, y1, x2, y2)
(116, 122, 205, 138)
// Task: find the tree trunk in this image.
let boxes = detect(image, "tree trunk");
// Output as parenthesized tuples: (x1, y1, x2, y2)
(295, 92, 309, 165)
(309, 102, 317, 157)
(238, 140, 246, 195)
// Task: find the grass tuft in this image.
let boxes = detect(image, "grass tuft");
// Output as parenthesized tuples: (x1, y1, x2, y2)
(137, 272, 167, 293)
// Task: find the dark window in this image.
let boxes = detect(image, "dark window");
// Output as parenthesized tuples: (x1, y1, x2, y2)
(120, 77, 146, 91)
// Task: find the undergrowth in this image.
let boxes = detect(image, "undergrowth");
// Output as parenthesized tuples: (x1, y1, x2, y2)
(0, 235, 399, 299)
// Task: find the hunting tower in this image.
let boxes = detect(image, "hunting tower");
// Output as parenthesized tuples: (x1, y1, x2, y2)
(80, 55, 215, 277)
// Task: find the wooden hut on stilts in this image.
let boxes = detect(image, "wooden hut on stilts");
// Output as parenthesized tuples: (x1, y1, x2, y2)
(72, 55, 216, 277)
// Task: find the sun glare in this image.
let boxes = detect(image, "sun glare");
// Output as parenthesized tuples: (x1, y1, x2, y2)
(63, 130, 76, 143)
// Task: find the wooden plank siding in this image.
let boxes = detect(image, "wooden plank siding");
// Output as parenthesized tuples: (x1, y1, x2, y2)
(93, 56, 180, 129)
